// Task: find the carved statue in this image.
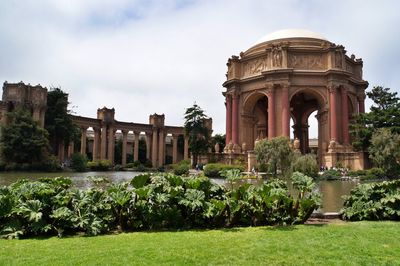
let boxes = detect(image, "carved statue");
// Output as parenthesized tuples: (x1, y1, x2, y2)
(335, 51, 342, 68)
(272, 46, 283, 67)
(293, 138, 300, 150)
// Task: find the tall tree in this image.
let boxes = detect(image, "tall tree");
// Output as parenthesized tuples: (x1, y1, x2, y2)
(1, 108, 50, 164)
(368, 128, 400, 178)
(184, 103, 211, 167)
(350, 86, 400, 151)
(254, 136, 293, 177)
(45, 88, 79, 154)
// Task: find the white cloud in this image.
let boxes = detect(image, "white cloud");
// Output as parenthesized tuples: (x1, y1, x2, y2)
(0, 0, 399, 137)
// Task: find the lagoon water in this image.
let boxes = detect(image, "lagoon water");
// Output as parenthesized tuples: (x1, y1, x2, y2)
(0, 171, 358, 212)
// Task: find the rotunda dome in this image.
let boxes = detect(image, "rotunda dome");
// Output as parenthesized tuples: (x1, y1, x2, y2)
(253, 29, 328, 46)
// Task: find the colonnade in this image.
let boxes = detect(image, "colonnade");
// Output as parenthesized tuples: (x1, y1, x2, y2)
(70, 111, 189, 167)
(224, 83, 366, 153)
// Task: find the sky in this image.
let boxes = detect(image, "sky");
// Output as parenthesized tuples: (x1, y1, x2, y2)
(1, 0, 399, 137)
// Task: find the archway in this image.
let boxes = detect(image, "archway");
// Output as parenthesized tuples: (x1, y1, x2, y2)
(290, 89, 326, 163)
(242, 92, 270, 149)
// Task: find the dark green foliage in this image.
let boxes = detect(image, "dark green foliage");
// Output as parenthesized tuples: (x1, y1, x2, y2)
(341, 180, 400, 221)
(45, 88, 79, 154)
(203, 163, 245, 178)
(172, 160, 190, 176)
(350, 86, 400, 151)
(0, 173, 320, 238)
(368, 128, 400, 178)
(1, 108, 50, 165)
(320, 169, 342, 180)
(87, 160, 112, 171)
(291, 154, 319, 178)
(184, 103, 211, 167)
(70, 153, 88, 172)
(254, 136, 293, 177)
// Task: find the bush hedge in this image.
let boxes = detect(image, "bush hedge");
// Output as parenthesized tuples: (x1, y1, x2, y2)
(0, 173, 320, 239)
(341, 179, 400, 221)
(203, 163, 245, 178)
(87, 160, 112, 171)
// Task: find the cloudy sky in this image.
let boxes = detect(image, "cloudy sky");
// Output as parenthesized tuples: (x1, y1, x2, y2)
(1, 0, 399, 136)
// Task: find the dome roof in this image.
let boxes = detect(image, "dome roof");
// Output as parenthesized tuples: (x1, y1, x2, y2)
(253, 29, 328, 46)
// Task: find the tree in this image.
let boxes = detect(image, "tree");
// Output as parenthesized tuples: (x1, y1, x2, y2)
(1, 108, 50, 164)
(350, 86, 400, 151)
(368, 128, 400, 178)
(291, 154, 319, 178)
(254, 136, 293, 177)
(45, 88, 79, 154)
(184, 103, 211, 167)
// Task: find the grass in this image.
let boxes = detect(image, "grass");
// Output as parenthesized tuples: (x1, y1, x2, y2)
(1, 221, 400, 265)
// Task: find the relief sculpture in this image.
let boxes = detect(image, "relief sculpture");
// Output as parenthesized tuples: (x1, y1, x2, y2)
(289, 53, 324, 70)
(243, 57, 268, 77)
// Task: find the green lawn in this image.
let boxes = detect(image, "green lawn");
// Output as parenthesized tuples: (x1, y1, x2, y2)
(1, 221, 399, 265)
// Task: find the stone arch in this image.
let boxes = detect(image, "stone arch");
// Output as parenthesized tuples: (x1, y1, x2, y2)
(289, 87, 328, 158)
(242, 90, 269, 114)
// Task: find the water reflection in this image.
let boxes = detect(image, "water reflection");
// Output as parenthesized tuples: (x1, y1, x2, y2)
(0, 171, 358, 212)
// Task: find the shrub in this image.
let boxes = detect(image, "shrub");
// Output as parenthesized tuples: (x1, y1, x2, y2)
(320, 169, 341, 180)
(114, 164, 124, 171)
(71, 153, 88, 172)
(365, 167, 385, 180)
(87, 160, 112, 171)
(172, 164, 189, 176)
(347, 170, 367, 177)
(144, 159, 153, 168)
(0, 173, 320, 238)
(341, 179, 400, 221)
(203, 163, 245, 178)
(291, 154, 319, 178)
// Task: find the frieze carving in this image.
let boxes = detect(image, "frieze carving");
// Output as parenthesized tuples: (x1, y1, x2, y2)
(242, 56, 268, 77)
(288, 53, 325, 70)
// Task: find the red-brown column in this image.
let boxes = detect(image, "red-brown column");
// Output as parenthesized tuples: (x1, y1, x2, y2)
(267, 87, 276, 139)
(225, 95, 232, 144)
(341, 87, 350, 145)
(329, 86, 338, 141)
(281, 85, 290, 137)
(358, 95, 365, 113)
(232, 93, 239, 144)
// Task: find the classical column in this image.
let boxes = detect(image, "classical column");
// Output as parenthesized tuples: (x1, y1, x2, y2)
(107, 127, 115, 163)
(100, 126, 107, 160)
(172, 134, 178, 164)
(267, 87, 276, 139)
(281, 85, 290, 137)
(358, 94, 365, 114)
(93, 127, 100, 160)
(134, 131, 140, 162)
(184, 136, 189, 160)
(152, 129, 158, 167)
(231, 93, 239, 144)
(122, 130, 128, 166)
(80, 127, 87, 155)
(145, 132, 151, 160)
(67, 141, 74, 158)
(329, 86, 338, 141)
(341, 87, 350, 145)
(225, 94, 232, 144)
(158, 129, 165, 166)
(58, 142, 65, 162)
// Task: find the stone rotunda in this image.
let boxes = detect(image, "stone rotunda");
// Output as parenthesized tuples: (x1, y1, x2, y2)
(222, 29, 368, 169)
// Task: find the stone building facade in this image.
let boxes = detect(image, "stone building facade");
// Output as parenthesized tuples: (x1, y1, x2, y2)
(223, 29, 368, 169)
